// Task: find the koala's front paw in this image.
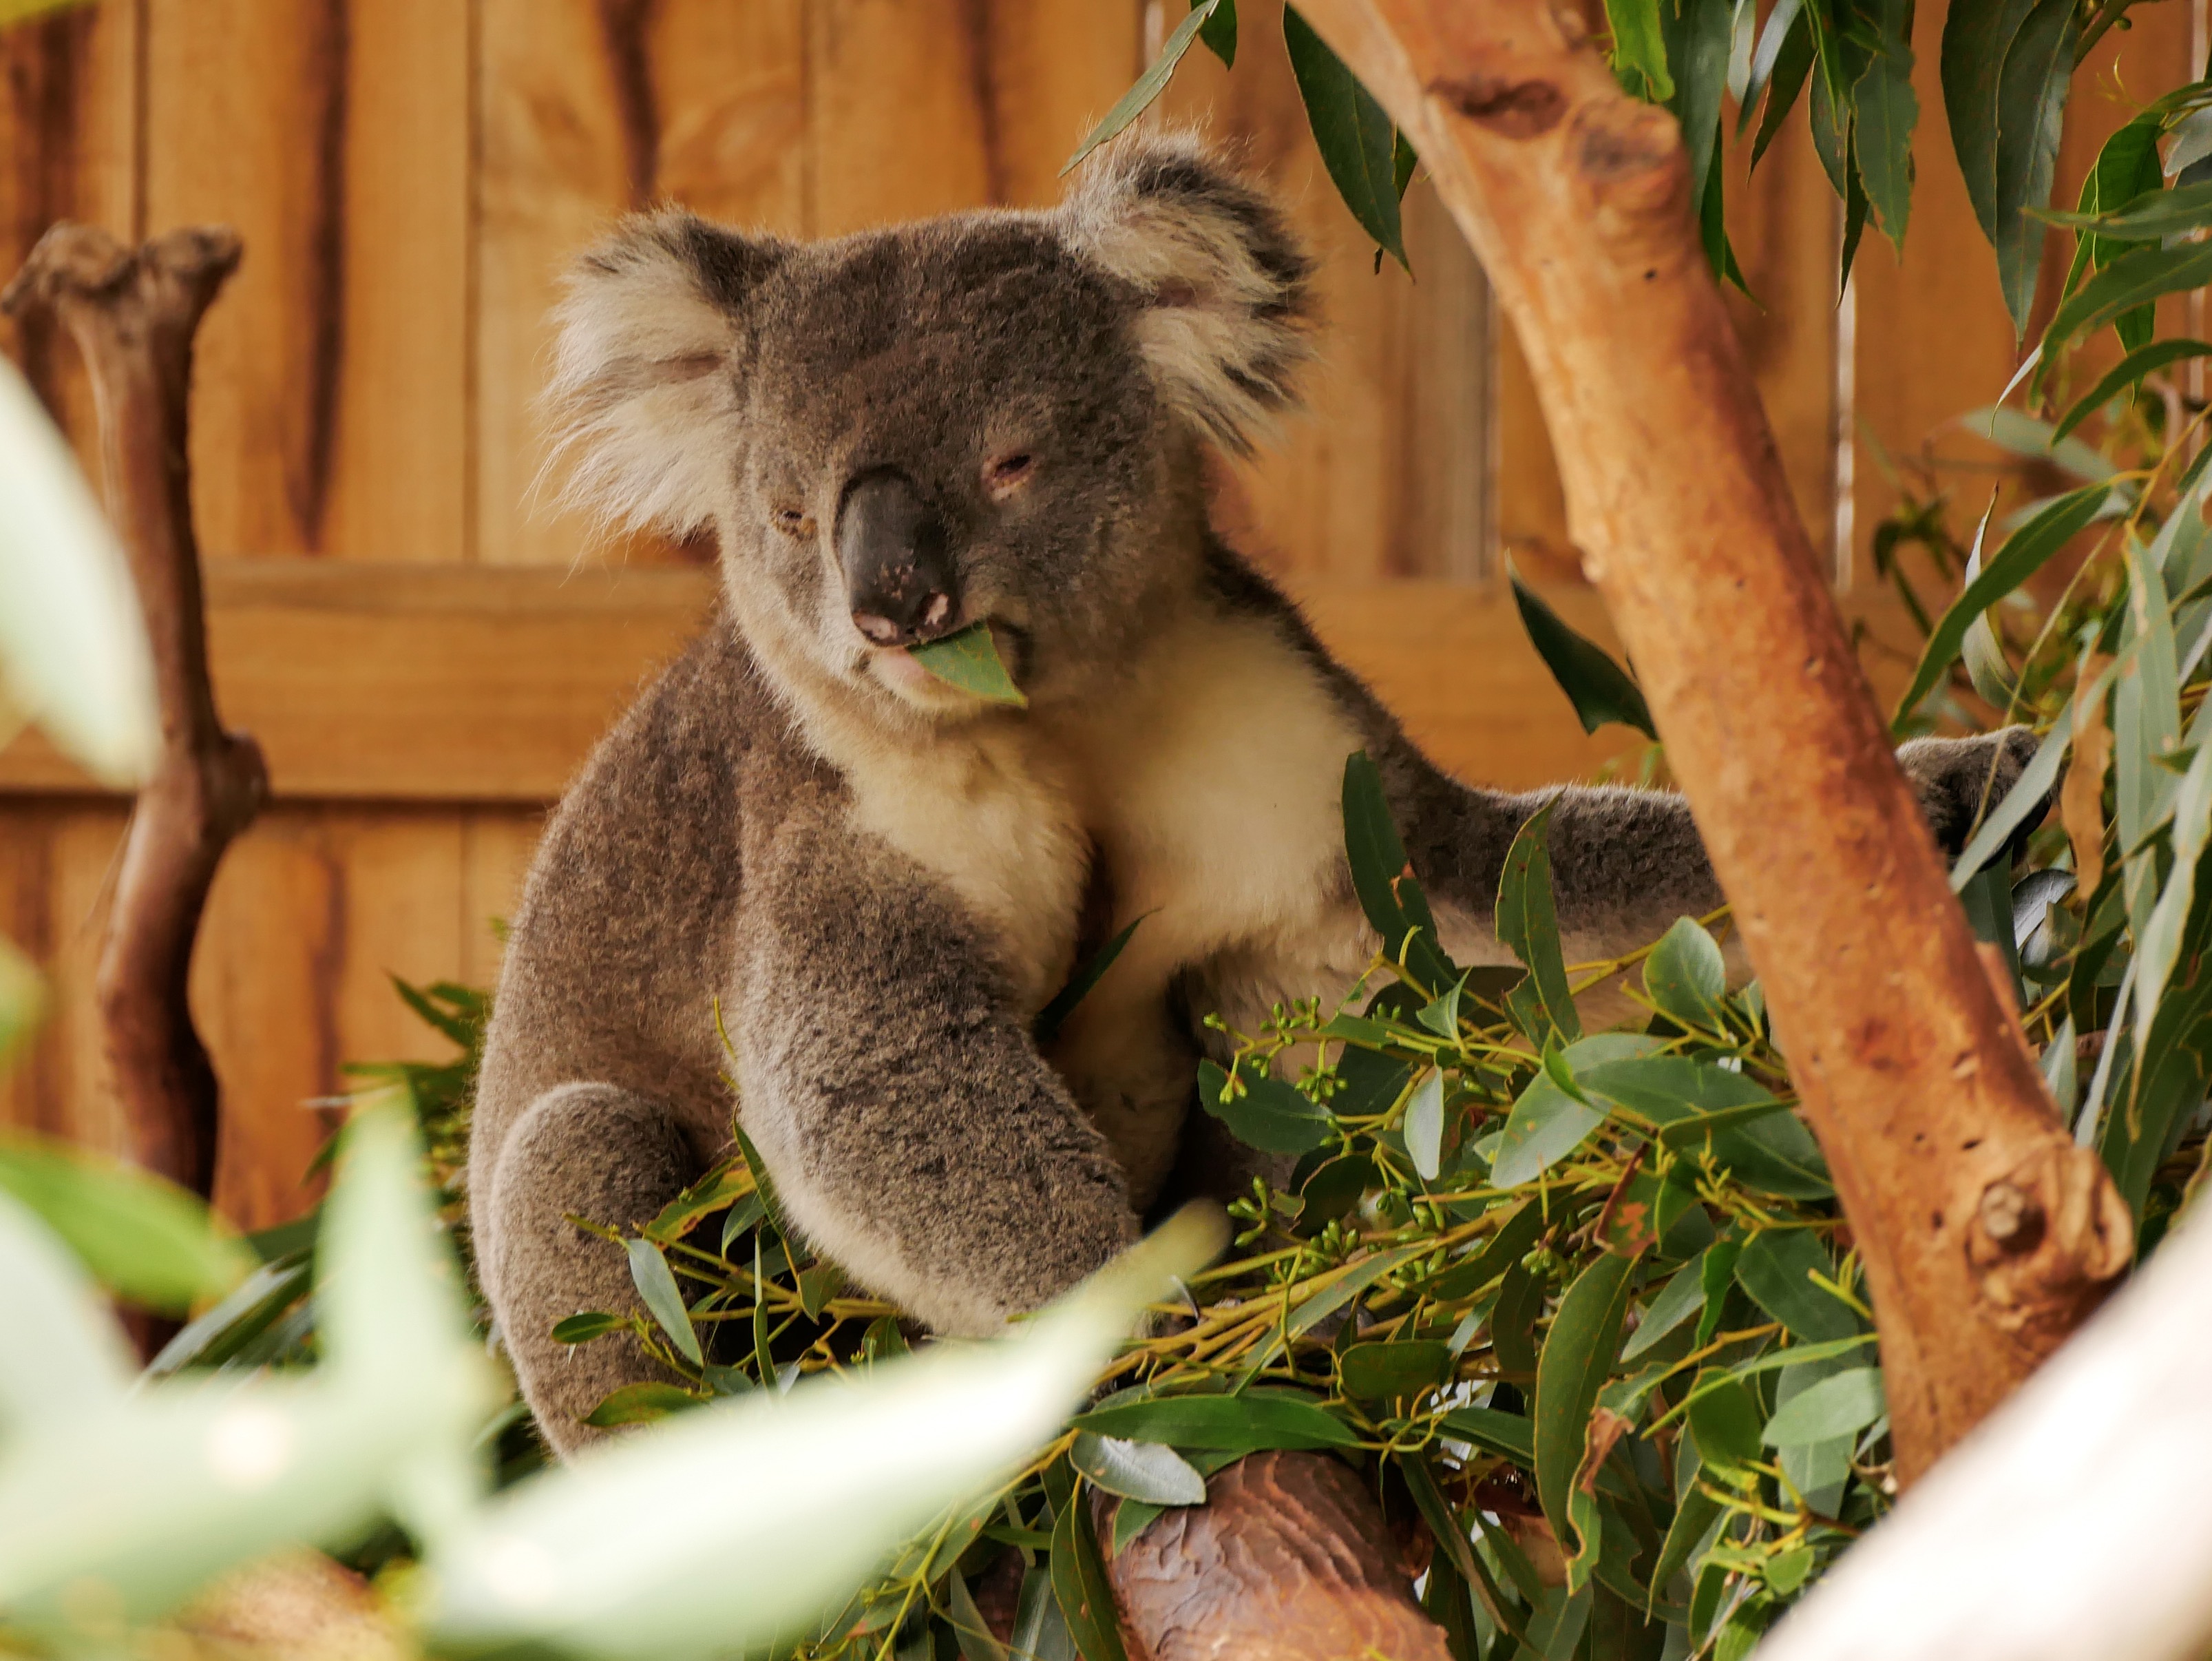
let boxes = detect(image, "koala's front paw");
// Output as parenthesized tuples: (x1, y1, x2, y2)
(1897, 727, 2045, 858)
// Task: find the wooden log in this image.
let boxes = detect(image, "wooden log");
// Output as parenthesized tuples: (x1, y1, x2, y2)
(1101, 1451, 1449, 1661)
(1288, 0, 2131, 1480)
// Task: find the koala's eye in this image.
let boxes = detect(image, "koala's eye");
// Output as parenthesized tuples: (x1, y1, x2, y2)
(773, 507, 814, 538)
(984, 451, 1036, 499)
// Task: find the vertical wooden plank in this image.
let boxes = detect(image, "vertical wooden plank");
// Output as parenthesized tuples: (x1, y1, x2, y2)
(476, 0, 805, 569)
(1159, 0, 1497, 582)
(0, 0, 139, 461)
(807, 0, 995, 236)
(193, 808, 466, 1229)
(1720, 114, 1842, 576)
(319, 0, 472, 564)
(1404, 177, 1495, 581)
(0, 802, 63, 1136)
(980, 0, 1146, 208)
(143, 0, 470, 561)
(1852, 0, 2198, 569)
(645, 1, 808, 228)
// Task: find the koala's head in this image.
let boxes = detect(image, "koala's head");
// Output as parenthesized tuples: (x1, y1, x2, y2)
(545, 136, 1313, 718)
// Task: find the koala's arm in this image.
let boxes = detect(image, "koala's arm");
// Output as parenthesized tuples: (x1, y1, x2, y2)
(1377, 727, 2039, 959)
(728, 809, 1137, 1337)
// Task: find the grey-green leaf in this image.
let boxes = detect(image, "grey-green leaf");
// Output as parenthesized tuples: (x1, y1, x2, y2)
(1643, 917, 1728, 1030)
(1733, 1230, 1858, 1344)
(1496, 800, 1582, 1045)
(907, 621, 1027, 707)
(1405, 1068, 1445, 1180)
(1069, 1432, 1208, 1506)
(1761, 1366, 1884, 1445)
(1198, 1059, 1333, 1156)
(625, 1236, 702, 1366)
(1062, 1, 1222, 175)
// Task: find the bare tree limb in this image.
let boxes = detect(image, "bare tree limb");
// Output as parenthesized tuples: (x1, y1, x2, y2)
(3, 224, 265, 1211)
(1100, 1451, 1449, 1660)
(1758, 1209, 2212, 1661)
(1287, 0, 2131, 1481)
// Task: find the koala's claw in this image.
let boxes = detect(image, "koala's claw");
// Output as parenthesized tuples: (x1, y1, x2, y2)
(1897, 726, 2047, 862)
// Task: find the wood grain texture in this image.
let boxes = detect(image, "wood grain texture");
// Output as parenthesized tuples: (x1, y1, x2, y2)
(1103, 1451, 1449, 1660)
(1851, 0, 2199, 563)
(0, 562, 1922, 802)
(0, 0, 138, 457)
(806, 0, 996, 236)
(1155, 0, 1498, 581)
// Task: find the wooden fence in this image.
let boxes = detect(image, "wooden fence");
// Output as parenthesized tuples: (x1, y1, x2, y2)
(0, 0, 2199, 1229)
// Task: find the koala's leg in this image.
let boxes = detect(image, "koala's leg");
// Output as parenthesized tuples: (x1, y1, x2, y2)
(479, 1082, 697, 1457)
(730, 824, 1137, 1339)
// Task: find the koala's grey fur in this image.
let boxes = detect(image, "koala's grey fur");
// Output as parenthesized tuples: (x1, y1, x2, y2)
(469, 136, 2038, 1456)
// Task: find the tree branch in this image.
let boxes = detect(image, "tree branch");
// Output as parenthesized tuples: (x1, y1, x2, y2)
(3, 224, 265, 1215)
(1289, 0, 2130, 1481)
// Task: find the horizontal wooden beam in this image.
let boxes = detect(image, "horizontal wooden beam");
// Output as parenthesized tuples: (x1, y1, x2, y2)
(0, 561, 1929, 804)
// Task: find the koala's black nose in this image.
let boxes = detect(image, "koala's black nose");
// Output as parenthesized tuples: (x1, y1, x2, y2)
(837, 468, 959, 647)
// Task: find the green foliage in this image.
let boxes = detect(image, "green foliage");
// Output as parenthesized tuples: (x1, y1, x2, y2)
(1282, 6, 1415, 271)
(907, 621, 1029, 708)
(1510, 564, 1656, 740)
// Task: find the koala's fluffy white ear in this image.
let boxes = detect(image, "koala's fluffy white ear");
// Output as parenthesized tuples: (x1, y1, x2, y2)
(543, 212, 782, 536)
(1062, 135, 1316, 455)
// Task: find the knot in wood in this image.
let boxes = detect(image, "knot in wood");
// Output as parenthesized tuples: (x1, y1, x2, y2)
(1567, 103, 1692, 269)
(1976, 1180, 2042, 1253)
(1430, 73, 1566, 139)
(1966, 1143, 2132, 1358)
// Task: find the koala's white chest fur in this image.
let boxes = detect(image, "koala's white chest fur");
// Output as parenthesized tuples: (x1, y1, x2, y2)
(819, 607, 1373, 1198)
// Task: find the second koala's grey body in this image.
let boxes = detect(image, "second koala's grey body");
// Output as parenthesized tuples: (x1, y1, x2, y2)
(470, 138, 2029, 1455)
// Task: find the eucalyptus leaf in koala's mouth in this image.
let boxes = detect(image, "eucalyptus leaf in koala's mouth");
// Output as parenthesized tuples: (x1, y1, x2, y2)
(906, 621, 1026, 707)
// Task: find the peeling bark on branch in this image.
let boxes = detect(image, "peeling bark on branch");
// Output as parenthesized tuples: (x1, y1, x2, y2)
(3, 225, 265, 1213)
(1100, 1451, 1449, 1660)
(1289, 0, 2131, 1480)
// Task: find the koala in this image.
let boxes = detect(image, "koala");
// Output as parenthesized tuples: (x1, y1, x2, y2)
(467, 135, 2036, 1455)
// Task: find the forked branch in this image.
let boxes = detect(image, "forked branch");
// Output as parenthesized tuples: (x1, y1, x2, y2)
(1290, 0, 2129, 1479)
(3, 225, 265, 1209)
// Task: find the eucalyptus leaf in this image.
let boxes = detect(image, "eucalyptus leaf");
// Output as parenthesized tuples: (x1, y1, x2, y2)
(1761, 1366, 1884, 1445)
(1062, 1, 1223, 174)
(0, 1134, 253, 1314)
(1510, 565, 1654, 739)
(1621, 1249, 1713, 1361)
(2053, 340, 2212, 444)
(1535, 1251, 1640, 1547)
(0, 357, 156, 784)
(907, 621, 1027, 707)
(1068, 1433, 1206, 1507)
(1734, 1230, 1859, 1344)
(1895, 481, 2115, 726)
(1492, 1035, 1663, 1188)
(1197, 1059, 1332, 1155)
(2042, 241, 2212, 363)
(626, 1236, 703, 1366)
(1070, 1390, 1356, 1452)
(1283, 7, 1409, 270)
(1940, 0, 2078, 333)
(1338, 1339, 1451, 1403)
(1050, 1494, 1129, 1661)
(1404, 1067, 1446, 1180)
(1497, 800, 1582, 1045)
(1644, 917, 1728, 1030)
